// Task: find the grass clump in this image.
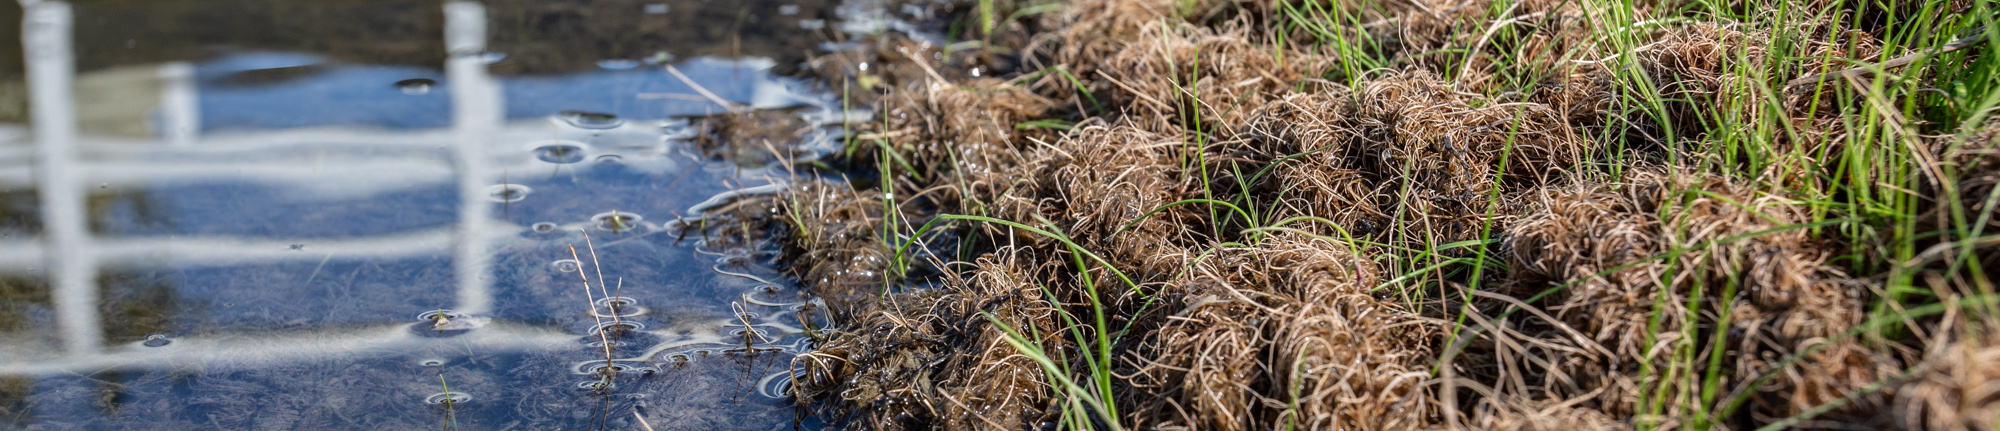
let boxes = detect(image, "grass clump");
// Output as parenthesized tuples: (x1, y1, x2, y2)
(766, 0, 2000, 429)
(1126, 233, 1441, 430)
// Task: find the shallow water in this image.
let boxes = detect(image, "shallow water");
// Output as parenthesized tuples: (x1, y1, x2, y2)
(0, 0, 908, 428)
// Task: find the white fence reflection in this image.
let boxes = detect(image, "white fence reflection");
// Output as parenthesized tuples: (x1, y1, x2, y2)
(1, 0, 520, 375)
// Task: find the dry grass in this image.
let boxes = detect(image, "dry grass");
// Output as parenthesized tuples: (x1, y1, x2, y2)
(1897, 321, 2000, 431)
(1225, 70, 1594, 245)
(1127, 233, 1440, 430)
(1503, 168, 1896, 419)
(769, 0, 2000, 430)
(691, 110, 817, 166)
(793, 249, 1060, 430)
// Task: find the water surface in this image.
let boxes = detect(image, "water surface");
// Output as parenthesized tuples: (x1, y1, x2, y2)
(0, 0, 914, 428)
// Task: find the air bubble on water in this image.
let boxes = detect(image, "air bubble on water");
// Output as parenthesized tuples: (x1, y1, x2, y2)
(591, 211, 643, 232)
(531, 222, 558, 233)
(531, 140, 589, 164)
(141, 334, 171, 347)
(577, 361, 659, 376)
(394, 78, 435, 95)
(485, 184, 532, 203)
(420, 359, 445, 367)
(586, 363, 625, 374)
(588, 321, 646, 335)
(594, 296, 637, 309)
(595, 154, 623, 164)
(425, 392, 472, 405)
(551, 259, 581, 273)
(663, 353, 691, 367)
(557, 111, 624, 129)
(587, 338, 634, 349)
(591, 296, 648, 318)
(616, 361, 656, 375)
(416, 309, 465, 322)
(413, 309, 488, 335)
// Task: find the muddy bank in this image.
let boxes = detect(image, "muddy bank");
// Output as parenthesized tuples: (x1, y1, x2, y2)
(765, 0, 2000, 429)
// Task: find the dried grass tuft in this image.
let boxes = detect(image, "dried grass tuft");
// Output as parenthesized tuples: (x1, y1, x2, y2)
(767, 1, 1979, 430)
(1504, 168, 1892, 417)
(1227, 70, 1593, 245)
(793, 249, 1058, 431)
(1454, 399, 1635, 431)
(1950, 117, 2000, 231)
(991, 124, 1198, 279)
(1128, 233, 1440, 431)
(783, 182, 891, 307)
(1638, 21, 1882, 151)
(1897, 321, 2000, 431)
(1076, 17, 1338, 136)
(866, 78, 1054, 189)
(691, 109, 814, 166)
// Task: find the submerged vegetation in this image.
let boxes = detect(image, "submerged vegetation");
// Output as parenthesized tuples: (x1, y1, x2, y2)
(759, 0, 2000, 429)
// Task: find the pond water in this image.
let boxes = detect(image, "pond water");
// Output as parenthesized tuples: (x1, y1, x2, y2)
(0, 0, 934, 428)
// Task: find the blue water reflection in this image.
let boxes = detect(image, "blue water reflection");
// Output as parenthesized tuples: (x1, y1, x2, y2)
(0, 0, 858, 428)
(193, 52, 820, 133)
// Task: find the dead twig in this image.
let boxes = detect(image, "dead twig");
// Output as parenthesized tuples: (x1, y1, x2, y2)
(854, 127, 919, 141)
(898, 47, 950, 86)
(1785, 29, 1988, 89)
(633, 409, 656, 431)
(665, 63, 747, 111)
(1901, 234, 2000, 269)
